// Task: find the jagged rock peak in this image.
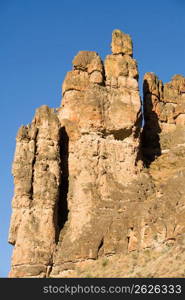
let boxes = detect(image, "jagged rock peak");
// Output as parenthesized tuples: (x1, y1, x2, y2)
(60, 29, 141, 141)
(111, 29, 133, 56)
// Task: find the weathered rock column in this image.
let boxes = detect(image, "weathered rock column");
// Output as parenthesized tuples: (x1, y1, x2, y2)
(8, 106, 61, 277)
(50, 29, 142, 277)
(9, 30, 142, 278)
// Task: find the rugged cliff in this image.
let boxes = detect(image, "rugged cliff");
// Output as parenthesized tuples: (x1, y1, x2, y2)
(8, 30, 185, 278)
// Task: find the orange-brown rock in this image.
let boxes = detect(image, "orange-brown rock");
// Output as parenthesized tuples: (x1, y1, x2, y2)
(50, 29, 142, 277)
(8, 30, 185, 278)
(9, 106, 61, 277)
(142, 72, 185, 163)
(111, 29, 133, 55)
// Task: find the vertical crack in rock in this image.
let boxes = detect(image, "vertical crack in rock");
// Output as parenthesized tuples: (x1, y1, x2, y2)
(97, 238, 104, 257)
(30, 128, 38, 201)
(55, 127, 69, 243)
(127, 236, 130, 251)
(134, 114, 143, 166)
(141, 74, 162, 167)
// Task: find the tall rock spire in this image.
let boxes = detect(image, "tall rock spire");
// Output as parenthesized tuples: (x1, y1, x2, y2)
(9, 30, 185, 278)
(51, 29, 142, 277)
(8, 106, 61, 277)
(9, 29, 141, 277)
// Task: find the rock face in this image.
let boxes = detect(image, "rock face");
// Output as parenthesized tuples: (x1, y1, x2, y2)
(8, 30, 185, 277)
(8, 106, 61, 277)
(142, 72, 185, 164)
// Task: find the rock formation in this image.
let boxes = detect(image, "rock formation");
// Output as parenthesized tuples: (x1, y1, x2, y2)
(142, 72, 185, 164)
(8, 29, 185, 277)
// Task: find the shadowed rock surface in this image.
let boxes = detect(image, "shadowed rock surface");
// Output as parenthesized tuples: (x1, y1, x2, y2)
(8, 30, 185, 278)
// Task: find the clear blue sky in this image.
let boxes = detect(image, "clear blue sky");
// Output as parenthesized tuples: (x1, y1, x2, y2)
(0, 0, 185, 277)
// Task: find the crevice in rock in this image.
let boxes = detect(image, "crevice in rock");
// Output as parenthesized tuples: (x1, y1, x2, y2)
(46, 265, 53, 278)
(102, 128, 132, 140)
(30, 128, 38, 201)
(63, 88, 81, 97)
(55, 127, 69, 244)
(100, 60, 106, 86)
(133, 110, 143, 166)
(134, 110, 142, 139)
(97, 238, 104, 257)
(141, 79, 161, 167)
(127, 236, 130, 251)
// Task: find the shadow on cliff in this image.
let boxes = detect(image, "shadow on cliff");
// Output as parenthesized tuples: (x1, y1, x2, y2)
(55, 127, 69, 243)
(141, 80, 161, 167)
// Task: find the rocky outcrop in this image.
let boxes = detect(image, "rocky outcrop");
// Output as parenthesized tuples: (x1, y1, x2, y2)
(140, 73, 185, 277)
(8, 30, 185, 278)
(8, 106, 61, 277)
(142, 72, 185, 164)
(51, 30, 142, 277)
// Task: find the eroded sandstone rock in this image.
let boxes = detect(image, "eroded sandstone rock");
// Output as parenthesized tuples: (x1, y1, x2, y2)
(142, 72, 185, 163)
(50, 29, 142, 276)
(111, 29, 133, 55)
(8, 30, 185, 278)
(9, 106, 61, 277)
